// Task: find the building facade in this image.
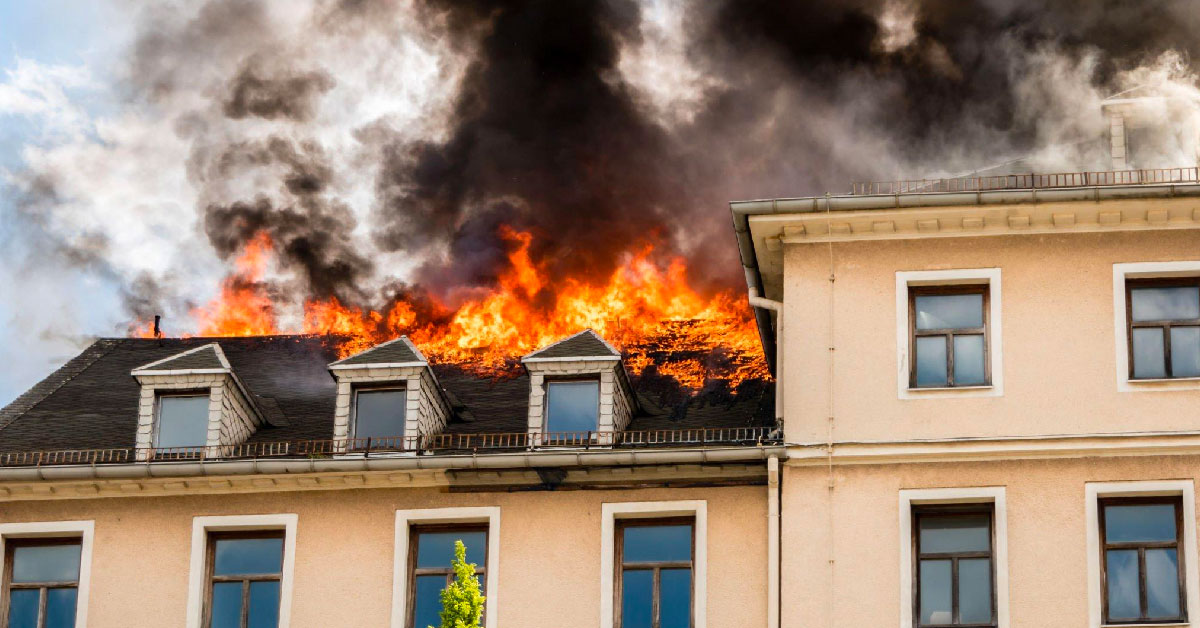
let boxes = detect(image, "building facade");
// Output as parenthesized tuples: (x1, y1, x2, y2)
(2, 173, 1200, 628)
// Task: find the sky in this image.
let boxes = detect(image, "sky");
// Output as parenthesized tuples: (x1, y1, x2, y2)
(0, 1, 132, 404)
(1, 0, 1198, 408)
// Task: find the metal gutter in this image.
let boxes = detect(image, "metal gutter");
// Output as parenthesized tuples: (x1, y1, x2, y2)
(0, 446, 787, 483)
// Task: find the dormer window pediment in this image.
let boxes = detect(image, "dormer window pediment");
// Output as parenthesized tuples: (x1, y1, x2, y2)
(521, 330, 636, 446)
(130, 343, 264, 459)
(327, 336, 450, 451)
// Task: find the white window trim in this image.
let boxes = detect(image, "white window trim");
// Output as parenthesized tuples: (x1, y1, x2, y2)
(186, 514, 298, 628)
(1113, 261, 1200, 392)
(0, 520, 94, 628)
(600, 500, 707, 628)
(1085, 480, 1200, 627)
(392, 507, 501, 628)
(898, 487, 1009, 628)
(896, 268, 1004, 399)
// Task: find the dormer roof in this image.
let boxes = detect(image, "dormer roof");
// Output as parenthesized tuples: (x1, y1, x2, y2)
(328, 336, 427, 370)
(521, 329, 620, 363)
(131, 343, 231, 375)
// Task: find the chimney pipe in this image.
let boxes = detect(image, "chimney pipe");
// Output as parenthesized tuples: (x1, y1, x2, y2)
(153, 315, 162, 340)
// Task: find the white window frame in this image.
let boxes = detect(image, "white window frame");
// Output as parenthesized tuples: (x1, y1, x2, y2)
(899, 487, 1009, 628)
(392, 507, 501, 628)
(896, 268, 1004, 399)
(185, 514, 298, 628)
(1113, 262, 1200, 392)
(0, 520, 94, 628)
(1086, 480, 1200, 627)
(600, 500, 707, 628)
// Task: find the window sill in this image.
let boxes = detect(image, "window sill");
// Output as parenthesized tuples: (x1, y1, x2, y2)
(1120, 376, 1200, 392)
(908, 385, 994, 392)
(1101, 623, 1189, 627)
(1128, 376, 1200, 383)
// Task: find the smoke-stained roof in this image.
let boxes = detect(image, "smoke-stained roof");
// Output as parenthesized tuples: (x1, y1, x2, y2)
(0, 336, 774, 453)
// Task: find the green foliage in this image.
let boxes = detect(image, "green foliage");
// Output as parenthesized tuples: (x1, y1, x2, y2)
(430, 540, 486, 628)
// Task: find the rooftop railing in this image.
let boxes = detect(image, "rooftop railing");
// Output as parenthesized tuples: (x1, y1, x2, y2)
(0, 427, 782, 468)
(850, 166, 1199, 196)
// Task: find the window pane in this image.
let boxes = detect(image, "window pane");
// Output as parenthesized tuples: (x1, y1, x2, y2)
(620, 569, 654, 628)
(210, 581, 243, 628)
(953, 335, 987, 385)
(248, 580, 281, 628)
(1171, 327, 1200, 377)
(915, 293, 984, 330)
(1131, 286, 1200, 322)
(914, 336, 948, 387)
(1104, 504, 1177, 543)
(919, 514, 990, 553)
(1146, 548, 1181, 619)
(214, 537, 284, 576)
(12, 543, 81, 582)
(6, 589, 39, 628)
(354, 389, 407, 440)
(413, 575, 446, 628)
(660, 568, 692, 628)
(45, 588, 78, 628)
(1106, 550, 1140, 620)
(958, 558, 992, 624)
(1132, 327, 1167, 379)
(545, 381, 600, 432)
(157, 395, 211, 448)
(623, 525, 692, 563)
(416, 531, 487, 569)
(919, 559, 953, 625)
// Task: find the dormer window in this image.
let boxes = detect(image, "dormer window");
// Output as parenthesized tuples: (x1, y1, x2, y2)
(155, 393, 211, 448)
(327, 337, 451, 452)
(521, 330, 637, 448)
(352, 386, 408, 445)
(131, 343, 265, 460)
(544, 380, 600, 434)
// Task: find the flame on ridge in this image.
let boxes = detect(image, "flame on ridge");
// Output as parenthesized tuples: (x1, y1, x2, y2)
(135, 227, 769, 390)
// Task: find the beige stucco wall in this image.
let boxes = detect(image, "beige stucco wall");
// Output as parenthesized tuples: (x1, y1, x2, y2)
(781, 228, 1200, 443)
(780, 454, 1200, 627)
(0, 484, 766, 628)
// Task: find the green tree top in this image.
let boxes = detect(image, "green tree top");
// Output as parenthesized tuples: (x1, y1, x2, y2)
(431, 539, 486, 628)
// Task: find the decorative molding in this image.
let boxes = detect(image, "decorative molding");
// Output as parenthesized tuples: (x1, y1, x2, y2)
(1112, 261, 1200, 392)
(186, 514, 298, 628)
(1084, 481, 1199, 628)
(600, 500, 707, 628)
(755, 196, 1200, 246)
(784, 431, 1200, 466)
(0, 461, 769, 502)
(392, 507, 501, 628)
(0, 520, 94, 628)
(895, 268, 1004, 399)
(898, 487, 1008, 628)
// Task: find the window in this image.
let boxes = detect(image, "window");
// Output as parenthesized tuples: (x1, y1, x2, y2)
(616, 519, 694, 628)
(352, 387, 407, 447)
(912, 506, 995, 627)
(1099, 497, 1186, 624)
(407, 526, 487, 628)
(204, 533, 284, 628)
(544, 380, 600, 434)
(909, 286, 990, 388)
(155, 393, 211, 449)
(2, 539, 82, 628)
(1126, 278, 1200, 380)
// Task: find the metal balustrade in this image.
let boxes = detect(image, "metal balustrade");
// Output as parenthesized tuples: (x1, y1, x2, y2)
(850, 167, 1200, 196)
(0, 427, 781, 468)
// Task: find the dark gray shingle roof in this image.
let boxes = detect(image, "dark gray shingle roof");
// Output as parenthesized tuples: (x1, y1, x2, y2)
(331, 337, 423, 367)
(0, 335, 774, 452)
(523, 329, 619, 360)
(133, 344, 227, 372)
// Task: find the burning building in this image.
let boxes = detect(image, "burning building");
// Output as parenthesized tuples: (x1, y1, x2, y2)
(4, 1, 1200, 627)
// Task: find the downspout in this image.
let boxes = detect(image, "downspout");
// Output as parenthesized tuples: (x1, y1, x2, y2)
(767, 454, 781, 628)
(748, 287, 783, 423)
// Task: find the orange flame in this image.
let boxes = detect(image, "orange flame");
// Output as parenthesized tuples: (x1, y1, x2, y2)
(138, 228, 768, 390)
